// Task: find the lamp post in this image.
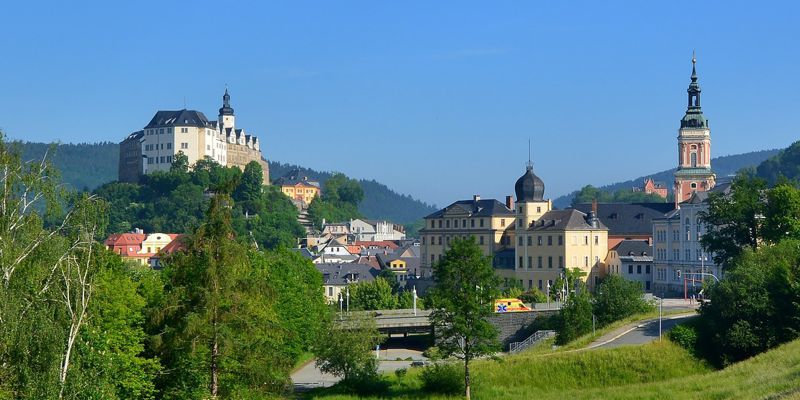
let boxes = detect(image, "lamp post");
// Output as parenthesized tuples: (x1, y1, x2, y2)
(338, 291, 343, 314)
(546, 280, 551, 309)
(412, 285, 418, 316)
(346, 286, 350, 313)
(699, 253, 708, 283)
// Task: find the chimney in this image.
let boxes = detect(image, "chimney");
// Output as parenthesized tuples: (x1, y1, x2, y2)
(506, 195, 514, 210)
(592, 198, 598, 215)
(473, 194, 481, 202)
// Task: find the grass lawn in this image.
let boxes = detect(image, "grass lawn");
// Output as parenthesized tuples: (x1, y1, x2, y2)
(301, 337, 800, 399)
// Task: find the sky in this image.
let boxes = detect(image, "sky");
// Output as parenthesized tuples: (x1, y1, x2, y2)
(1, 1, 798, 207)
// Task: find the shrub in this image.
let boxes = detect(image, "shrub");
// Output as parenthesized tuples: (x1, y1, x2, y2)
(338, 361, 389, 396)
(420, 363, 464, 394)
(668, 324, 698, 355)
(394, 368, 407, 379)
(520, 288, 548, 304)
(422, 346, 442, 361)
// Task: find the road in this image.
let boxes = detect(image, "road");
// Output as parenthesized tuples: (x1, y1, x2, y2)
(589, 313, 697, 349)
(291, 339, 428, 391)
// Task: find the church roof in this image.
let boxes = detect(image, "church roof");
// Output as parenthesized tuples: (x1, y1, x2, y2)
(681, 54, 708, 129)
(145, 110, 211, 129)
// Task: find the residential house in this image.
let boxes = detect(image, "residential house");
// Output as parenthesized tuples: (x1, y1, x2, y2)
(605, 240, 654, 292)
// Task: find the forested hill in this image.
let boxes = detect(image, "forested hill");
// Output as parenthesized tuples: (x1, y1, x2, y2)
(269, 162, 437, 224)
(20, 141, 119, 191)
(16, 141, 436, 224)
(552, 149, 782, 208)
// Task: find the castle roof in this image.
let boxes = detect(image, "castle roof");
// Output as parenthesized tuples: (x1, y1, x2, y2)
(515, 165, 545, 202)
(145, 110, 211, 129)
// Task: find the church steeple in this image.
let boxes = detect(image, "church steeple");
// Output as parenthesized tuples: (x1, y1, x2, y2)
(674, 52, 715, 205)
(219, 87, 235, 116)
(681, 53, 707, 129)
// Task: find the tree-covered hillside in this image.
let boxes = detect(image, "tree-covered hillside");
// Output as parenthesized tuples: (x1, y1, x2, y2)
(756, 140, 800, 184)
(270, 162, 437, 224)
(20, 141, 118, 191)
(553, 149, 782, 208)
(15, 141, 437, 224)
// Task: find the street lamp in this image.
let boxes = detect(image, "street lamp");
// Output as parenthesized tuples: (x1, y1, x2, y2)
(346, 286, 350, 313)
(412, 285, 418, 316)
(699, 253, 708, 283)
(338, 291, 343, 314)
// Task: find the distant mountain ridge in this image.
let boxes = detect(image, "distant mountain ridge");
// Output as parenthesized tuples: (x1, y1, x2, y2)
(552, 149, 782, 208)
(16, 141, 436, 224)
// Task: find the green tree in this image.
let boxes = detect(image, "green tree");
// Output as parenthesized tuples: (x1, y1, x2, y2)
(315, 314, 382, 382)
(555, 288, 593, 345)
(593, 274, 654, 326)
(700, 173, 768, 265)
(171, 151, 190, 173)
(763, 183, 800, 243)
(427, 237, 501, 400)
(255, 248, 328, 360)
(233, 161, 264, 214)
(697, 240, 800, 366)
(349, 277, 399, 310)
(153, 194, 291, 399)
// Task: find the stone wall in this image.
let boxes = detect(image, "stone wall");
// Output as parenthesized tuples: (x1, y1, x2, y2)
(488, 310, 559, 350)
(227, 143, 270, 184)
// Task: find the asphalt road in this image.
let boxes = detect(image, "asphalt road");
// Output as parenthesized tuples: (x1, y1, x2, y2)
(593, 314, 697, 349)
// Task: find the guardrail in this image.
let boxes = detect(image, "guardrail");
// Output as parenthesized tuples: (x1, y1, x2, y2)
(508, 330, 556, 353)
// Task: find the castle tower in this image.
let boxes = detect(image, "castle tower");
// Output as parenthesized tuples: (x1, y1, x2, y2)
(674, 53, 715, 205)
(218, 87, 235, 130)
(514, 161, 552, 269)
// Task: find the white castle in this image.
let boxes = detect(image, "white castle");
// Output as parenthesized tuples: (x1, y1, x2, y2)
(119, 89, 269, 183)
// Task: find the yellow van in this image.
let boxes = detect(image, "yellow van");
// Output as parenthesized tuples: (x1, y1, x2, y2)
(494, 298, 532, 313)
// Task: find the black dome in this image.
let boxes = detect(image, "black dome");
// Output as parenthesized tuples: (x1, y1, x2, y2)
(515, 165, 545, 202)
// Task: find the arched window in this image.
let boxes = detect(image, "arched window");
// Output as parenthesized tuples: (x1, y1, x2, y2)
(691, 152, 697, 167)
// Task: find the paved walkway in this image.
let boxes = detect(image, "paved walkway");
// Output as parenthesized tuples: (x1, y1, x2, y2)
(587, 312, 697, 349)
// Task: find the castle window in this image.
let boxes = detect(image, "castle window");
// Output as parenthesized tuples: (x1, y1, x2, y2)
(691, 182, 697, 189)
(166, 143, 172, 150)
(537, 206, 541, 213)
(159, 129, 164, 134)
(181, 127, 188, 133)
(167, 128, 172, 134)
(480, 219, 484, 227)
(558, 235, 563, 245)
(501, 219, 506, 227)
(181, 142, 188, 149)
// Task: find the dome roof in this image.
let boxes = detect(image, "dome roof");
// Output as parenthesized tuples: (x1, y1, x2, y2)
(515, 165, 545, 202)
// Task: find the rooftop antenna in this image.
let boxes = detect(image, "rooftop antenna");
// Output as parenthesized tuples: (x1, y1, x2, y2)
(183, 96, 186, 109)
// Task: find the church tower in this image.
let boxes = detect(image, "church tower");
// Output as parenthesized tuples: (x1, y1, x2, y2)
(218, 87, 235, 130)
(674, 53, 715, 205)
(513, 161, 551, 270)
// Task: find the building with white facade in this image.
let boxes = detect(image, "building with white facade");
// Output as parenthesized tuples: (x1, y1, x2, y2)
(350, 219, 406, 241)
(119, 89, 269, 183)
(652, 182, 729, 295)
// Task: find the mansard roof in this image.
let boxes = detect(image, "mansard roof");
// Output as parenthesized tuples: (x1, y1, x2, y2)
(425, 199, 514, 219)
(612, 240, 652, 259)
(145, 110, 211, 129)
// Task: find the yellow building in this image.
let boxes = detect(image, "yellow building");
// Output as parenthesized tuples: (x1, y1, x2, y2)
(275, 170, 321, 207)
(419, 163, 608, 292)
(419, 195, 516, 278)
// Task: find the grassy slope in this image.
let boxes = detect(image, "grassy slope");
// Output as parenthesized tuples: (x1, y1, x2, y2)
(305, 338, 800, 400)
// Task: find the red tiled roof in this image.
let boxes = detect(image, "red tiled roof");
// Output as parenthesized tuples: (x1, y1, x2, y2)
(104, 233, 146, 247)
(354, 241, 399, 250)
(159, 235, 187, 254)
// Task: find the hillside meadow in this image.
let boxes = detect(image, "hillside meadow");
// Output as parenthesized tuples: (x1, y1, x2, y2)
(303, 338, 800, 399)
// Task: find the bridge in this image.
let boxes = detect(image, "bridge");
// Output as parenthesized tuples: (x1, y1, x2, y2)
(341, 302, 563, 348)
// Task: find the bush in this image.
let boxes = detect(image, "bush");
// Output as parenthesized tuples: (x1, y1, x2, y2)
(422, 346, 442, 361)
(668, 324, 698, 355)
(420, 363, 464, 394)
(394, 368, 407, 379)
(520, 288, 548, 304)
(593, 275, 654, 326)
(338, 360, 389, 396)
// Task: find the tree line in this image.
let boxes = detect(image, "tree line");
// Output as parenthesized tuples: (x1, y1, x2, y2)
(0, 136, 330, 399)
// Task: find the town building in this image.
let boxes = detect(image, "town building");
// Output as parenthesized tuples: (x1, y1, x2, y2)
(605, 240, 654, 292)
(118, 89, 269, 184)
(572, 202, 675, 248)
(420, 163, 609, 291)
(104, 230, 183, 268)
(652, 181, 728, 296)
(275, 169, 320, 208)
(350, 219, 406, 242)
(316, 262, 378, 304)
(674, 54, 715, 204)
(377, 242, 421, 285)
(633, 178, 668, 199)
(419, 195, 516, 278)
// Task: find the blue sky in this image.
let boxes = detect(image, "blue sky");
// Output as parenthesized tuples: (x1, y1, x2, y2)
(1, 1, 798, 207)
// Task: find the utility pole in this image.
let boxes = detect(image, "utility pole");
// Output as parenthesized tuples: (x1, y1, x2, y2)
(412, 285, 418, 316)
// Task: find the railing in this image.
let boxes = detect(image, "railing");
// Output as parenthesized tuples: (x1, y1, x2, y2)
(508, 330, 556, 354)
